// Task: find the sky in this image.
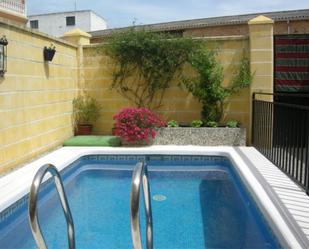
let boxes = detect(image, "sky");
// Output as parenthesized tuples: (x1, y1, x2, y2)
(27, 0, 309, 28)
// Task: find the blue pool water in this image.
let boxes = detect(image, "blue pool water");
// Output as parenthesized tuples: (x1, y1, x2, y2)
(0, 155, 280, 249)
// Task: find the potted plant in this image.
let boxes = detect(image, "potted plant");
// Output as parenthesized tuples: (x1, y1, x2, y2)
(73, 95, 100, 135)
(43, 43, 56, 61)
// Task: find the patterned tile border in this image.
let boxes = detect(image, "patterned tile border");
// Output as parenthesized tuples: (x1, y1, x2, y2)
(0, 154, 228, 225)
(0, 176, 54, 225)
(0, 194, 29, 225)
(82, 154, 229, 162)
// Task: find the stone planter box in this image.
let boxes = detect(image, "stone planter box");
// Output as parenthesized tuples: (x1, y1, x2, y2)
(153, 127, 246, 146)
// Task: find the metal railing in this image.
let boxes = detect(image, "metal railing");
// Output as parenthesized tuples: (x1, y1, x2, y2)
(252, 92, 309, 193)
(28, 164, 75, 249)
(0, 0, 25, 14)
(130, 161, 153, 249)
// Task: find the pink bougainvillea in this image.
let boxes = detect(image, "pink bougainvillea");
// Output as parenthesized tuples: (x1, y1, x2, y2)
(113, 108, 166, 143)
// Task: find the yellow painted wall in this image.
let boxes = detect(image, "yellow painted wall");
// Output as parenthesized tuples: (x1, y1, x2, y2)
(247, 16, 274, 143)
(0, 20, 78, 174)
(0, 17, 274, 174)
(82, 36, 250, 135)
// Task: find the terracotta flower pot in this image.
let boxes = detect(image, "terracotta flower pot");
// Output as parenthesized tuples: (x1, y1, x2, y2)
(75, 124, 93, 135)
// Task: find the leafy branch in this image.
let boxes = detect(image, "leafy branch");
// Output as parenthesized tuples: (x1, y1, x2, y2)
(104, 27, 198, 109)
(182, 49, 253, 122)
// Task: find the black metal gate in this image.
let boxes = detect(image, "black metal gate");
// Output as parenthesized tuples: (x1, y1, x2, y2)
(252, 93, 309, 194)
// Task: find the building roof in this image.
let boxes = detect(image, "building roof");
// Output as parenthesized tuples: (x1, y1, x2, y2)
(28, 9, 92, 17)
(28, 9, 106, 21)
(89, 8, 309, 37)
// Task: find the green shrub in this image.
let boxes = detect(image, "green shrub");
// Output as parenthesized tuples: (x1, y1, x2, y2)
(190, 120, 203, 128)
(113, 107, 166, 143)
(206, 121, 218, 127)
(168, 120, 179, 127)
(226, 120, 238, 128)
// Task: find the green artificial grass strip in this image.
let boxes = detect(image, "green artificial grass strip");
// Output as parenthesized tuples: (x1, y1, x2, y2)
(63, 135, 121, 147)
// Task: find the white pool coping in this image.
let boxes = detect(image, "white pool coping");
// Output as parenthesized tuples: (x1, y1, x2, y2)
(0, 146, 309, 248)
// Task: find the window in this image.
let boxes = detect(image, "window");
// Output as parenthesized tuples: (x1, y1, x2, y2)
(30, 20, 39, 29)
(66, 16, 75, 26)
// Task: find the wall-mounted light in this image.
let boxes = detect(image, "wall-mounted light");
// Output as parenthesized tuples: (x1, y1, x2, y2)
(0, 36, 8, 77)
(43, 43, 56, 62)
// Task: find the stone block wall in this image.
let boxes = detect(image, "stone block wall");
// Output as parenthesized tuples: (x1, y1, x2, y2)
(82, 36, 250, 135)
(0, 15, 275, 173)
(0, 19, 78, 173)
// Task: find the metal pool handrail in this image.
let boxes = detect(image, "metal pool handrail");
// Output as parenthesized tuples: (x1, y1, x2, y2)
(130, 161, 153, 249)
(28, 164, 75, 249)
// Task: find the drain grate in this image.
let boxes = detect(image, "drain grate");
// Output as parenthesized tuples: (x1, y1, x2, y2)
(153, 194, 167, 202)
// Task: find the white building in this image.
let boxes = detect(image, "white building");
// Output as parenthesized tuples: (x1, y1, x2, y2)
(0, 0, 27, 24)
(27, 10, 107, 37)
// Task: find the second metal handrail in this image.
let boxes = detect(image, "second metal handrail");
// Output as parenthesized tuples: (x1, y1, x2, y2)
(130, 161, 153, 249)
(28, 164, 75, 249)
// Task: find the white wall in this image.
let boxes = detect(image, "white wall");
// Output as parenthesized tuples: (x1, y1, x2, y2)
(27, 11, 107, 37)
(90, 12, 107, 31)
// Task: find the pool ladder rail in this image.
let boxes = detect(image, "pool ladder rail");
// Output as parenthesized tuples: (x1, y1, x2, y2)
(28, 161, 151, 249)
(130, 161, 153, 249)
(28, 164, 75, 249)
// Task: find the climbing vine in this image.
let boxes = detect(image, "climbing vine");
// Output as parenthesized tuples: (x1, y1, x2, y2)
(182, 49, 253, 122)
(104, 27, 198, 109)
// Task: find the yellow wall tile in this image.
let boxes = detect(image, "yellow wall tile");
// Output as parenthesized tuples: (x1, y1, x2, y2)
(0, 21, 77, 173)
(0, 19, 274, 173)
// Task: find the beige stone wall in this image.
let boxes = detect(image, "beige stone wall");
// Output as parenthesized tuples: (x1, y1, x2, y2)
(248, 16, 274, 143)
(184, 20, 309, 37)
(274, 20, 309, 35)
(90, 19, 309, 44)
(0, 16, 276, 173)
(184, 24, 249, 37)
(83, 36, 250, 135)
(82, 47, 126, 134)
(0, 20, 78, 173)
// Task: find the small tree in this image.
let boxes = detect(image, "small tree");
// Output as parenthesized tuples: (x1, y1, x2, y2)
(182, 48, 253, 123)
(105, 28, 198, 109)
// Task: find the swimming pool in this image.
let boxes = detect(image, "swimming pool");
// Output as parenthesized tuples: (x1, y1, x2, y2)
(0, 153, 282, 249)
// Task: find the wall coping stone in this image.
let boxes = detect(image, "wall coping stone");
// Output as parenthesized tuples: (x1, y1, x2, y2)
(248, 15, 274, 25)
(62, 28, 92, 38)
(192, 35, 249, 41)
(0, 17, 78, 48)
(84, 35, 249, 47)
